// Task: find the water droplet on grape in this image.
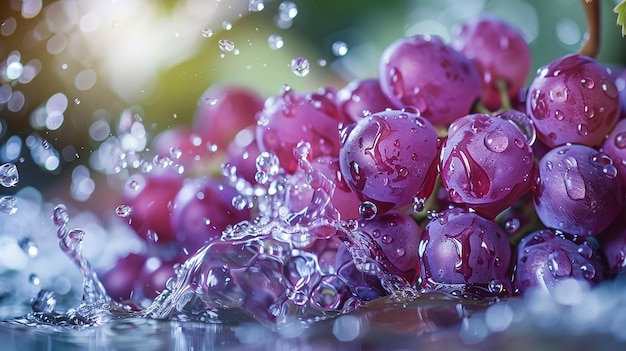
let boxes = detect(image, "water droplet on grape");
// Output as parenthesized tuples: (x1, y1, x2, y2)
(359, 201, 377, 220)
(484, 130, 509, 153)
(580, 264, 596, 280)
(371, 229, 381, 238)
(577, 245, 593, 259)
(0, 195, 18, 215)
(396, 247, 405, 257)
(554, 109, 564, 121)
(601, 79, 618, 98)
(580, 77, 594, 89)
(218, 39, 235, 52)
(147, 230, 159, 243)
(614, 132, 626, 149)
(603, 164, 618, 179)
(0, 163, 19, 187)
(381, 234, 392, 244)
(488, 279, 504, 294)
(583, 105, 595, 119)
(577, 123, 588, 136)
(290, 56, 310, 77)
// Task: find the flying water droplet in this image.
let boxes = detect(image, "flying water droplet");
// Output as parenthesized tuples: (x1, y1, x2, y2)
(201, 27, 213, 38)
(231, 195, 248, 210)
(331, 41, 348, 57)
(218, 39, 235, 52)
(29, 273, 41, 286)
(31, 289, 56, 313)
(115, 204, 132, 217)
(146, 230, 159, 243)
(268, 34, 284, 50)
(19, 237, 39, 257)
(0, 195, 18, 214)
(0, 163, 19, 187)
(279, 1, 298, 20)
(290, 56, 310, 77)
(248, 0, 264, 12)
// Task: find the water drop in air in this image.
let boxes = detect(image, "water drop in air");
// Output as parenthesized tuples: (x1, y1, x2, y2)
(268, 34, 284, 50)
(290, 57, 310, 77)
(0, 163, 19, 187)
(19, 237, 39, 257)
(0, 195, 18, 214)
(219, 39, 235, 52)
(331, 41, 348, 56)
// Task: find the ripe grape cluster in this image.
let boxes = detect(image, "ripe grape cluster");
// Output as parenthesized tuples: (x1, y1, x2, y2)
(104, 14, 625, 318)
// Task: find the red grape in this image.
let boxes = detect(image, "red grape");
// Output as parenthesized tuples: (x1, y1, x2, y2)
(337, 78, 394, 122)
(379, 35, 482, 127)
(451, 15, 531, 110)
(526, 54, 620, 148)
(439, 112, 536, 218)
(339, 110, 439, 216)
(533, 144, 622, 236)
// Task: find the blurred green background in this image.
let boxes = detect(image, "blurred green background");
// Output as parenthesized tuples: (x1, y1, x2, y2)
(1, 0, 625, 210)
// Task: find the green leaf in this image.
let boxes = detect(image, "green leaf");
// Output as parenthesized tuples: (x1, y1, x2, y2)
(615, 0, 626, 37)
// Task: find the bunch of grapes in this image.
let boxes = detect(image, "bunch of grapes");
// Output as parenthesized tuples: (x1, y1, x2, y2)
(103, 11, 625, 321)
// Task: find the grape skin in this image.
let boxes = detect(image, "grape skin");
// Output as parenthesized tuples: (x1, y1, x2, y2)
(339, 110, 439, 215)
(379, 35, 482, 127)
(533, 144, 622, 237)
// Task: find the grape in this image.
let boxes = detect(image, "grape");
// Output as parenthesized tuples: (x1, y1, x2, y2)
(123, 170, 185, 243)
(151, 125, 218, 169)
(100, 253, 147, 301)
(526, 54, 620, 148)
(310, 156, 361, 220)
(337, 78, 394, 122)
(596, 206, 626, 275)
(338, 110, 439, 215)
(193, 84, 264, 150)
(225, 125, 261, 185)
(256, 86, 343, 173)
(533, 144, 622, 236)
(514, 229, 604, 295)
(379, 35, 482, 127)
(439, 112, 536, 218)
(357, 210, 422, 284)
(451, 15, 531, 110)
(170, 177, 251, 254)
(418, 208, 513, 297)
(601, 118, 626, 190)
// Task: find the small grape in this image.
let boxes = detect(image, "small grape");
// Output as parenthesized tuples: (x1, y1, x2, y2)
(418, 208, 513, 297)
(379, 35, 482, 127)
(533, 144, 622, 236)
(600, 118, 626, 190)
(337, 78, 393, 122)
(515, 229, 604, 295)
(439, 112, 536, 219)
(526, 54, 620, 148)
(338, 110, 439, 215)
(451, 15, 531, 110)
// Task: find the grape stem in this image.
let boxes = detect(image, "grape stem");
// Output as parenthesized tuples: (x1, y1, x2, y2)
(579, 0, 600, 58)
(495, 78, 512, 112)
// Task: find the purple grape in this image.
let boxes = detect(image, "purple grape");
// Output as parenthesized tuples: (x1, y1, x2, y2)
(601, 118, 626, 191)
(338, 110, 439, 215)
(596, 206, 626, 275)
(170, 177, 251, 254)
(439, 112, 536, 219)
(526, 54, 620, 148)
(533, 144, 622, 236)
(100, 253, 147, 301)
(123, 170, 185, 243)
(379, 35, 482, 127)
(225, 125, 261, 185)
(418, 208, 513, 297)
(337, 78, 394, 122)
(515, 229, 604, 294)
(451, 15, 531, 110)
(193, 84, 264, 150)
(256, 86, 343, 173)
(358, 210, 422, 283)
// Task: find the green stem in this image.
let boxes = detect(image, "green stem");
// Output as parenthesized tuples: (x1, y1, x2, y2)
(495, 78, 512, 112)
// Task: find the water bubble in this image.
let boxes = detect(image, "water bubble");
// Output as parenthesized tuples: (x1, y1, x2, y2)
(222, 21, 233, 31)
(290, 56, 310, 77)
(0, 195, 18, 214)
(0, 163, 19, 187)
(256, 152, 280, 175)
(231, 195, 248, 210)
(268, 34, 284, 50)
(6, 61, 24, 80)
(115, 204, 132, 217)
(248, 0, 264, 12)
(331, 41, 348, 57)
(18, 237, 39, 257)
(358, 201, 377, 220)
(504, 218, 520, 233)
(201, 27, 213, 38)
(128, 180, 140, 190)
(218, 39, 235, 52)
